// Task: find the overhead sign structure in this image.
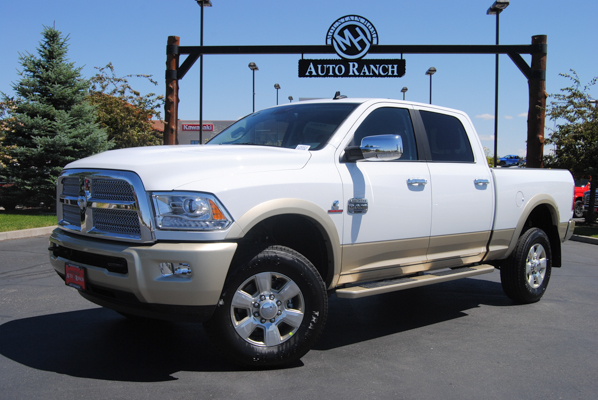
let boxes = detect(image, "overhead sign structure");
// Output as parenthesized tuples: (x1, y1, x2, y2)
(165, 16, 547, 167)
(298, 15, 405, 78)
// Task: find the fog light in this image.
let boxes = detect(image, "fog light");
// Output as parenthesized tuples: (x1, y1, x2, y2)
(159, 262, 192, 277)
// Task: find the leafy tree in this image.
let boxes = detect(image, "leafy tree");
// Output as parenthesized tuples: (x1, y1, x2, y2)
(1, 26, 112, 209)
(483, 147, 495, 167)
(88, 63, 164, 149)
(547, 70, 598, 223)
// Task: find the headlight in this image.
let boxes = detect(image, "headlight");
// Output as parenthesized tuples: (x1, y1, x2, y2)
(152, 192, 233, 230)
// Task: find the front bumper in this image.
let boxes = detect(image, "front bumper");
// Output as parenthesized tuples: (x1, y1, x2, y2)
(49, 228, 237, 321)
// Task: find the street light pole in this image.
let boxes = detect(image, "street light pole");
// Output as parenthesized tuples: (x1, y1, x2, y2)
(274, 83, 280, 105)
(288, 96, 293, 103)
(487, 0, 509, 167)
(195, 0, 212, 145)
(401, 86, 408, 100)
(248, 62, 259, 112)
(425, 67, 436, 104)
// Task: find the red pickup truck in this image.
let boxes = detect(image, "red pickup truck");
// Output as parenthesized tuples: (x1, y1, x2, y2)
(574, 178, 590, 218)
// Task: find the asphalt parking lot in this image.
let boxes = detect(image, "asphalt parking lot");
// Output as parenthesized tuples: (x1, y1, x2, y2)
(0, 235, 597, 399)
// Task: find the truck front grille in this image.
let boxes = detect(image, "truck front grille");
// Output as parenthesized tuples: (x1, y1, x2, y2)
(57, 169, 154, 243)
(92, 208, 141, 236)
(91, 179, 136, 202)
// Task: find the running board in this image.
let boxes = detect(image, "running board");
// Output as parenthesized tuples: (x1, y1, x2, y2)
(335, 264, 495, 299)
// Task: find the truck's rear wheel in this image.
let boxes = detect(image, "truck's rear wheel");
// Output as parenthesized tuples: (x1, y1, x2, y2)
(500, 227, 552, 303)
(203, 245, 327, 367)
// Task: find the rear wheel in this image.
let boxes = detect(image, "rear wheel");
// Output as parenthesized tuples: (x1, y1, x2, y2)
(574, 199, 584, 218)
(203, 245, 328, 367)
(500, 227, 552, 303)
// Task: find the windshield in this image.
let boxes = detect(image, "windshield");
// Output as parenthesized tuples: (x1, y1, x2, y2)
(206, 103, 359, 150)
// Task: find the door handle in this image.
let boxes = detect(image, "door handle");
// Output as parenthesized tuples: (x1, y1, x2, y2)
(407, 178, 428, 186)
(474, 179, 490, 186)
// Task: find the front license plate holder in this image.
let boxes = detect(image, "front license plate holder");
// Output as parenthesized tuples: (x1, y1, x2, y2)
(65, 263, 86, 290)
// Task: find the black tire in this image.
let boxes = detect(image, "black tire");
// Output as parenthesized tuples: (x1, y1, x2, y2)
(500, 227, 552, 304)
(574, 199, 584, 218)
(203, 245, 328, 368)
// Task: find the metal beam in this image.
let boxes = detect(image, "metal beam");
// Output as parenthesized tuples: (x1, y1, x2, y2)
(174, 43, 545, 57)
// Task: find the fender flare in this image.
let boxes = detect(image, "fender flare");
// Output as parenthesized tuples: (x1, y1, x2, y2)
(224, 198, 342, 288)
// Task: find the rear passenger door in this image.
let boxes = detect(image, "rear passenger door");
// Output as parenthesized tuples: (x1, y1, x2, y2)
(416, 109, 494, 264)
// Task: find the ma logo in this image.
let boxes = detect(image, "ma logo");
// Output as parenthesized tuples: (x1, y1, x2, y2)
(326, 15, 378, 60)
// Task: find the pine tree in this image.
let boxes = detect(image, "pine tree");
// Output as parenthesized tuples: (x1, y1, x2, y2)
(1, 26, 112, 209)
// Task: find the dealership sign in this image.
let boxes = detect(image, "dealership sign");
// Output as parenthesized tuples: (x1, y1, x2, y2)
(299, 15, 405, 78)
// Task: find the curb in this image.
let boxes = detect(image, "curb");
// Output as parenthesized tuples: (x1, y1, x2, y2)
(0, 226, 57, 242)
(570, 234, 598, 246)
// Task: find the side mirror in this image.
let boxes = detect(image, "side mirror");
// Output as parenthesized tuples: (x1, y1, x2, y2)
(360, 134, 403, 161)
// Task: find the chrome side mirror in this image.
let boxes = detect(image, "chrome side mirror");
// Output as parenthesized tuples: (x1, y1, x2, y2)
(361, 134, 403, 161)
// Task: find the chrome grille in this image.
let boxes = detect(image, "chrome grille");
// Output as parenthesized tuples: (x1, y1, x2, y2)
(93, 209, 141, 236)
(57, 169, 154, 243)
(62, 177, 80, 197)
(62, 204, 81, 227)
(91, 179, 136, 202)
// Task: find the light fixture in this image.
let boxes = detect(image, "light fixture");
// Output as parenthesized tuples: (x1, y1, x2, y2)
(487, 0, 509, 167)
(248, 62, 259, 112)
(487, 0, 509, 15)
(401, 87, 408, 100)
(425, 67, 437, 104)
(274, 83, 281, 105)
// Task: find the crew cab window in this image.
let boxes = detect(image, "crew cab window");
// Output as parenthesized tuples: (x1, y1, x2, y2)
(351, 107, 418, 161)
(420, 111, 474, 162)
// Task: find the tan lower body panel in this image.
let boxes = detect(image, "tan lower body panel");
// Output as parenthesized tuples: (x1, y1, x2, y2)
(338, 231, 490, 286)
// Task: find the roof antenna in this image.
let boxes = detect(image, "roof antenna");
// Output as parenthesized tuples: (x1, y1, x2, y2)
(333, 91, 347, 100)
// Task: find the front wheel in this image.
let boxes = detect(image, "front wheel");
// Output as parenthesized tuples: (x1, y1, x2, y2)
(203, 245, 328, 367)
(500, 227, 552, 304)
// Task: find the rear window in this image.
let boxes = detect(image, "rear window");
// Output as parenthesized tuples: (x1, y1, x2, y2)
(420, 111, 474, 162)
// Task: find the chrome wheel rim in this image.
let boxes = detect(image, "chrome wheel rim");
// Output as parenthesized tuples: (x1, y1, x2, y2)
(230, 271, 305, 347)
(525, 243, 547, 289)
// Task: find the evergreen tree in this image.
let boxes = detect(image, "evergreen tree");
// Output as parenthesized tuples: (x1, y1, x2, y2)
(1, 26, 112, 209)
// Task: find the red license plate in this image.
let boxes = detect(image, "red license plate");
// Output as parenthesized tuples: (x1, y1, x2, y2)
(65, 263, 86, 290)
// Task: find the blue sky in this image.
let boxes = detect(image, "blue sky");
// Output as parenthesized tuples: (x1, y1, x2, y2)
(1, 0, 596, 157)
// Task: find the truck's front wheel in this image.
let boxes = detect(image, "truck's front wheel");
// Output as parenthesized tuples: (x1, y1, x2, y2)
(203, 245, 328, 367)
(500, 227, 552, 303)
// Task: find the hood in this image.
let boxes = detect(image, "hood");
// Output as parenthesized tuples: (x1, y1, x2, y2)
(65, 145, 312, 190)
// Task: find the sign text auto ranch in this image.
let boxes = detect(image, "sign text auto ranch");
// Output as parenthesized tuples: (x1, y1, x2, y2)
(298, 59, 406, 78)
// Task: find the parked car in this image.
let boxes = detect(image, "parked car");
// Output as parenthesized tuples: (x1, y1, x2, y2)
(498, 154, 523, 167)
(574, 178, 590, 218)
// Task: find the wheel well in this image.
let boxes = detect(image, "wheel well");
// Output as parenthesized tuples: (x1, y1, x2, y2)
(232, 214, 334, 287)
(521, 204, 562, 267)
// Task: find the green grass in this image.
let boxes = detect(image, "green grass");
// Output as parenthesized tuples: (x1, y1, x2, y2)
(0, 210, 57, 232)
(573, 225, 598, 238)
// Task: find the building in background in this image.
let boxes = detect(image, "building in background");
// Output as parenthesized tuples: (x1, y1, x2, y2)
(151, 120, 236, 145)
(178, 120, 236, 144)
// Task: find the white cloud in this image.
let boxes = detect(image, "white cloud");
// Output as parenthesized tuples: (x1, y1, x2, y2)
(505, 115, 513, 120)
(518, 112, 528, 118)
(475, 113, 495, 120)
(478, 135, 495, 141)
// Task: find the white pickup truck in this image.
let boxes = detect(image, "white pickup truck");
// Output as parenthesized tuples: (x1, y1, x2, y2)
(49, 98, 575, 367)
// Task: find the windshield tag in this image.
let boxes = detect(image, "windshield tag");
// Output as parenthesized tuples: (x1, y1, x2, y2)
(296, 144, 311, 150)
